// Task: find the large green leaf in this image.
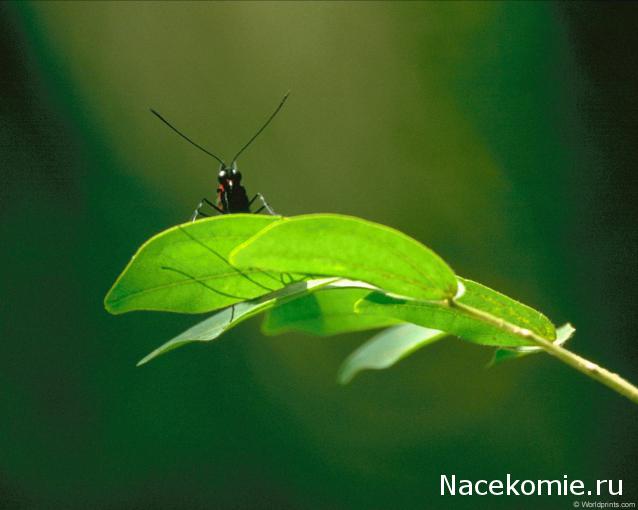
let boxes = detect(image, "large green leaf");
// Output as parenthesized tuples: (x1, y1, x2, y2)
(105, 215, 297, 314)
(137, 278, 337, 365)
(355, 277, 556, 347)
(262, 286, 398, 336)
(337, 324, 448, 384)
(230, 214, 458, 301)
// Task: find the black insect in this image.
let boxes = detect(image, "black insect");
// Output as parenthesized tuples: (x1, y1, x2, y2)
(151, 92, 289, 221)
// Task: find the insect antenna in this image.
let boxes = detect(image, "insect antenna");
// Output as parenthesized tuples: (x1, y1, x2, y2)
(230, 91, 290, 165)
(150, 108, 227, 167)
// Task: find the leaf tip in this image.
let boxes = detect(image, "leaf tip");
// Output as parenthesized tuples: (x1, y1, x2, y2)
(103, 298, 117, 315)
(336, 366, 355, 385)
(136, 354, 153, 367)
(103, 285, 125, 315)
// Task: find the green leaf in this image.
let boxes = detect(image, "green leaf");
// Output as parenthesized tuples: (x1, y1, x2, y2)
(457, 279, 555, 340)
(105, 214, 301, 314)
(488, 323, 576, 366)
(337, 324, 448, 384)
(355, 277, 556, 347)
(230, 214, 458, 301)
(262, 286, 399, 336)
(137, 278, 337, 365)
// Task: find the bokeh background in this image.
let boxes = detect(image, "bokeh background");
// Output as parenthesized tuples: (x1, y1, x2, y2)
(1, 2, 637, 509)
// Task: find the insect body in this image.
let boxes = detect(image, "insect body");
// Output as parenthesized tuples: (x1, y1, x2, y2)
(151, 92, 289, 221)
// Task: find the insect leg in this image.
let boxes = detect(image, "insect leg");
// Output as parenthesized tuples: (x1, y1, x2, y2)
(161, 266, 254, 300)
(191, 198, 224, 222)
(177, 226, 276, 293)
(249, 193, 276, 215)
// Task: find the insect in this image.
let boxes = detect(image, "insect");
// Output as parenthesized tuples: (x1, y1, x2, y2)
(150, 92, 289, 221)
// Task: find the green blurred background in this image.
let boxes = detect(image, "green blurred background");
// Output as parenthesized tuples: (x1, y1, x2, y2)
(1, 2, 636, 509)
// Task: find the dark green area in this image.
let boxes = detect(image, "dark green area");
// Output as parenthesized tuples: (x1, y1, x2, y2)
(1, 2, 637, 509)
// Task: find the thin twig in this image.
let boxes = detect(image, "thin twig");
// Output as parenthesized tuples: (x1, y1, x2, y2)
(448, 299, 638, 405)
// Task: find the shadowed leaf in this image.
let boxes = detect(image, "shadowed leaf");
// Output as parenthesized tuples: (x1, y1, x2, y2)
(137, 278, 337, 365)
(262, 286, 398, 336)
(338, 324, 448, 384)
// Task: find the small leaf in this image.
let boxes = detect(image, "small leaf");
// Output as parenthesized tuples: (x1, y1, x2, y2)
(488, 323, 576, 367)
(137, 278, 337, 365)
(337, 324, 448, 384)
(230, 214, 458, 301)
(458, 278, 555, 340)
(355, 277, 556, 347)
(263, 286, 398, 336)
(105, 215, 298, 314)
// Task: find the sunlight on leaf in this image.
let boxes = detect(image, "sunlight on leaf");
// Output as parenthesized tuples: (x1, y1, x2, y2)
(105, 214, 568, 374)
(104, 215, 295, 314)
(230, 214, 458, 301)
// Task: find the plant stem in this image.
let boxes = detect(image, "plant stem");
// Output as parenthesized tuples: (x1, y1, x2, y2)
(449, 299, 638, 405)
